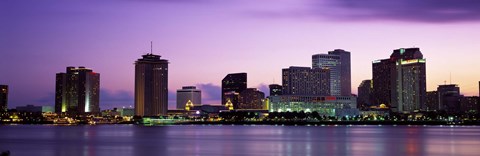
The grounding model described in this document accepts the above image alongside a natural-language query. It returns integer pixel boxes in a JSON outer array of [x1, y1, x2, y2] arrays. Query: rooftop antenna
[[449, 72, 452, 84], [273, 78, 275, 84], [150, 41, 153, 54]]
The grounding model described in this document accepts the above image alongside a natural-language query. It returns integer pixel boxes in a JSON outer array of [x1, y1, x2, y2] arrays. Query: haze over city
[[2, 0, 480, 109]]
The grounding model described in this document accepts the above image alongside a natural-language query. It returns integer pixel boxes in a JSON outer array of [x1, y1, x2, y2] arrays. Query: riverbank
[[3, 120, 480, 126], [173, 120, 480, 126]]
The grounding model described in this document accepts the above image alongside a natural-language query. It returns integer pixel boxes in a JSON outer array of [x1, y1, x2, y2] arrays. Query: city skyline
[[2, 0, 480, 109]]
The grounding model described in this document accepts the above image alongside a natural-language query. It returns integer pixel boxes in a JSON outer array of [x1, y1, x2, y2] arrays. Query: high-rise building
[[135, 53, 169, 116], [55, 66, 100, 114], [238, 88, 265, 109], [282, 66, 330, 96], [372, 48, 426, 112], [372, 59, 394, 107], [328, 49, 351, 96], [221, 73, 247, 108], [426, 91, 439, 111], [268, 84, 282, 96], [357, 80, 372, 110], [312, 49, 351, 96], [0, 85, 7, 112], [437, 84, 461, 112], [392, 48, 427, 112], [176, 86, 201, 110]]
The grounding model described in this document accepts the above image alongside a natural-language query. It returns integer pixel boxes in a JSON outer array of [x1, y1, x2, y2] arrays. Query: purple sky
[[2, 0, 480, 109]]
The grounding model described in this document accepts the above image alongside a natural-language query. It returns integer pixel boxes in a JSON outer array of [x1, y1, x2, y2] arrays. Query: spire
[[150, 41, 153, 54], [449, 72, 452, 84]]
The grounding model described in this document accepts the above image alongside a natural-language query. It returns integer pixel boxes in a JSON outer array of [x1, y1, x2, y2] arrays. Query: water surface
[[1, 124, 479, 156]]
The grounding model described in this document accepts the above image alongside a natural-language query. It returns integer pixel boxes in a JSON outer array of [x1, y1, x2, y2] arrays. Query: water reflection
[[1, 125, 480, 156]]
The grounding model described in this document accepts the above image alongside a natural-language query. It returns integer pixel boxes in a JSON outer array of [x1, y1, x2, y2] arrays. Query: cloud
[[250, 0, 480, 23], [35, 92, 55, 105], [256, 83, 270, 97], [320, 0, 480, 23], [127, 0, 212, 4], [168, 90, 176, 109], [100, 89, 134, 109], [196, 83, 221, 104]]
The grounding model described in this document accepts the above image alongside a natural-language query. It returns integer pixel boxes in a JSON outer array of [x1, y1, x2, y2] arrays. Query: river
[[1, 124, 479, 156]]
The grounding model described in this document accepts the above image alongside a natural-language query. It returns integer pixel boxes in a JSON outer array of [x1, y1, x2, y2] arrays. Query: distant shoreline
[[173, 120, 480, 126], [3, 120, 480, 126]]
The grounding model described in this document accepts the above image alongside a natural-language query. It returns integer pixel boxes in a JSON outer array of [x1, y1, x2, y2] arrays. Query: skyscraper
[[282, 66, 330, 96], [357, 80, 372, 110], [372, 59, 394, 106], [238, 88, 265, 109], [55, 67, 100, 114], [176, 86, 201, 110], [221, 73, 247, 108], [372, 48, 427, 112], [0, 85, 8, 112], [135, 53, 169, 116], [312, 49, 351, 96], [268, 84, 282, 96]]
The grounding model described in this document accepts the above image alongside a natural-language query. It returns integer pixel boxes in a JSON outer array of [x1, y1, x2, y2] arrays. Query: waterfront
[[1, 125, 480, 156]]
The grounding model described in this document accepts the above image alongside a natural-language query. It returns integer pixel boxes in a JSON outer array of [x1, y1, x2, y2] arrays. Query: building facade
[[16, 105, 54, 113], [312, 49, 351, 96], [269, 95, 358, 117], [357, 80, 372, 110], [238, 88, 265, 109], [372, 48, 427, 113], [282, 66, 330, 96], [372, 59, 394, 107], [437, 84, 461, 112], [221, 73, 247, 108], [176, 86, 201, 110], [0, 85, 7, 112], [460, 96, 479, 113], [268, 84, 282, 96], [426, 91, 439, 111], [135, 54, 169, 116], [55, 67, 100, 114]]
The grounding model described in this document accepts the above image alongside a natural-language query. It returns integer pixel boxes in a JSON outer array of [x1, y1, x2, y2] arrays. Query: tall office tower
[[426, 91, 439, 111], [135, 53, 169, 116], [372, 48, 426, 112], [391, 48, 427, 112], [55, 67, 100, 114], [0, 85, 8, 112], [238, 88, 265, 109], [328, 49, 351, 96], [437, 84, 461, 112], [268, 84, 282, 96], [357, 80, 372, 110], [372, 59, 394, 107], [176, 86, 201, 109], [312, 49, 351, 96], [282, 66, 330, 96], [222, 73, 247, 108]]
